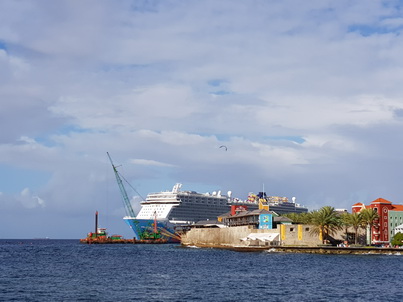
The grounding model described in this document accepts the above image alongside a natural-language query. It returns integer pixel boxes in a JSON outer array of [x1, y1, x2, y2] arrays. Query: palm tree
[[282, 212, 301, 223], [299, 212, 314, 224], [343, 212, 363, 245], [310, 206, 342, 244], [360, 208, 379, 245], [340, 212, 352, 243], [282, 212, 312, 224]]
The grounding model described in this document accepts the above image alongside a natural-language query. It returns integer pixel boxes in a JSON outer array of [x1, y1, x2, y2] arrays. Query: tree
[[391, 232, 403, 247], [360, 208, 379, 245], [343, 212, 363, 245], [340, 212, 352, 242], [310, 206, 342, 244], [282, 212, 312, 224]]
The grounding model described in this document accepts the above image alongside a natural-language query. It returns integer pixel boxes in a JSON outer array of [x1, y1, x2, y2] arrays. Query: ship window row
[[148, 205, 167, 208], [141, 210, 164, 214], [180, 199, 224, 204], [142, 208, 166, 211]]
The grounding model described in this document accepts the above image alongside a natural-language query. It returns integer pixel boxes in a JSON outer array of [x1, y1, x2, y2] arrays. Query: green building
[[389, 210, 403, 241]]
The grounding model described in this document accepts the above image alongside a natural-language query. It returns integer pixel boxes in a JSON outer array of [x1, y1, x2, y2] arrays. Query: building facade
[[352, 198, 403, 244], [389, 211, 403, 239]]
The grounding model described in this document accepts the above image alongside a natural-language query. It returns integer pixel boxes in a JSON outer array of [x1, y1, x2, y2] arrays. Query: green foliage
[[340, 212, 352, 227], [310, 206, 342, 242], [282, 212, 312, 224], [344, 212, 363, 228], [360, 208, 379, 245], [341, 212, 363, 244], [283, 206, 380, 246], [391, 232, 403, 246], [360, 208, 379, 227]]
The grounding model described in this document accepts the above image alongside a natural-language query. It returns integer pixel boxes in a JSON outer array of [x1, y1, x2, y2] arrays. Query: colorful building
[[221, 208, 275, 229], [352, 198, 403, 244], [394, 224, 403, 235], [389, 211, 403, 239]]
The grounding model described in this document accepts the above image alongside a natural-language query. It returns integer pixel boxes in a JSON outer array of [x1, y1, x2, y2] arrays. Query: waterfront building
[[352, 198, 403, 244], [220, 209, 275, 229], [390, 212, 403, 238], [394, 224, 403, 235]]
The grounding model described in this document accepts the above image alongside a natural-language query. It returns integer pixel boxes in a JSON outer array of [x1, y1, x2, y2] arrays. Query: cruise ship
[[123, 183, 308, 241], [107, 151, 307, 241]]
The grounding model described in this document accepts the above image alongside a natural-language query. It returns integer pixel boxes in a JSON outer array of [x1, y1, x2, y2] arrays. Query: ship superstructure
[[136, 183, 233, 224], [234, 192, 308, 215]]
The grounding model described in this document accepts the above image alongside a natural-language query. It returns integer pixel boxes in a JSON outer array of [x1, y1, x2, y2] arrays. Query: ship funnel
[[95, 211, 98, 238], [227, 191, 232, 198], [172, 183, 182, 193]]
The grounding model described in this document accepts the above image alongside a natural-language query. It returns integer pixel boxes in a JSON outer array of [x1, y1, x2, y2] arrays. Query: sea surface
[[0, 239, 402, 302]]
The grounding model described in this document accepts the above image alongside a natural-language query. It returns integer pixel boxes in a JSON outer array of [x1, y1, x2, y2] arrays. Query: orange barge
[[80, 211, 168, 244]]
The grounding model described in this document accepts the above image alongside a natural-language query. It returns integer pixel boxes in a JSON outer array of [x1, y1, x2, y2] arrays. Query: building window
[[305, 227, 310, 231], [290, 228, 294, 232]]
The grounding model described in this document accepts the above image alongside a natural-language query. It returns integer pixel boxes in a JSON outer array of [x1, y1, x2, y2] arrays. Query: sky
[[1, 0, 403, 239]]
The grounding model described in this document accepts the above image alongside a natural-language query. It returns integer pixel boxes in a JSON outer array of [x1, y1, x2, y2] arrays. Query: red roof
[[352, 202, 364, 207], [370, 198, 392, 204], [391, 205, 403, 211]]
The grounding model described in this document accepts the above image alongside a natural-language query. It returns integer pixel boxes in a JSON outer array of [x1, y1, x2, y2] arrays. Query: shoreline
[[181, 244, 403, 254]]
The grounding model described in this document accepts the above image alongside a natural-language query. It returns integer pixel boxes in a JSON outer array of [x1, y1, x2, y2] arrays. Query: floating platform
[[79, 238, 168, 244]]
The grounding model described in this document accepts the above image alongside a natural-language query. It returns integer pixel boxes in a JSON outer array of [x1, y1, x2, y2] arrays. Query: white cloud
[[2, 0, 403, 237], [19, 188, 46, 209], [381, 17, 403, 29], [129, 159, 175, 167]]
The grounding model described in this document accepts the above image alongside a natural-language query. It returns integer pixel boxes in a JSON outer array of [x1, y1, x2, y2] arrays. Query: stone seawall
[[262, 246, 403, 255], [180, 225, 258, 246], [181, 244, 403, 255]]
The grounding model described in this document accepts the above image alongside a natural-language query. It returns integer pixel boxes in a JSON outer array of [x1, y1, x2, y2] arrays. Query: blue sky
[[1, 0, 403, 238]]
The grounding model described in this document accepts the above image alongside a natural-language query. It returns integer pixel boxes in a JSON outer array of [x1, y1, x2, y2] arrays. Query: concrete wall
[[331, 227, 366, 245], [279, 224, 321, 246], [181, 224, 322, 247], [181, 225, 259, 247]]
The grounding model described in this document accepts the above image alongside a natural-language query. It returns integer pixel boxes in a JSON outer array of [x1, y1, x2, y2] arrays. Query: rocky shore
[[181, 243, 403, 255]]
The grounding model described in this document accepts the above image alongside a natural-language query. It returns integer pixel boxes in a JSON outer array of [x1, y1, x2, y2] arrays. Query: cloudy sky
[[1, 0, 403, 239]]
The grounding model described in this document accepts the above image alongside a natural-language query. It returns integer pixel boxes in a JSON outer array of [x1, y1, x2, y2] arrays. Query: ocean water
[[0, 240, 402, 302]]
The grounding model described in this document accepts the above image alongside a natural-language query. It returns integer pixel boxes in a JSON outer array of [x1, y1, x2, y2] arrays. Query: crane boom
[[107, 152, 136, 218]]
